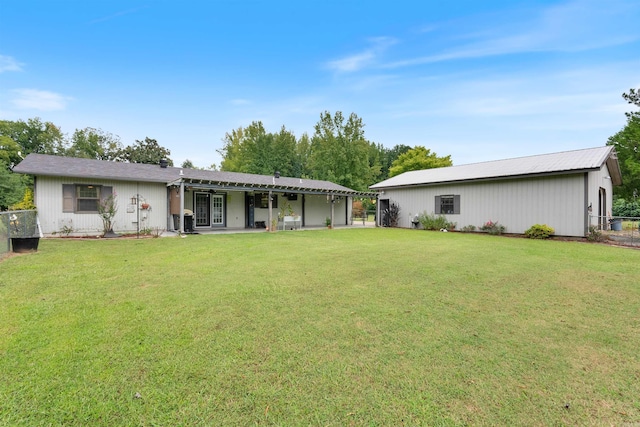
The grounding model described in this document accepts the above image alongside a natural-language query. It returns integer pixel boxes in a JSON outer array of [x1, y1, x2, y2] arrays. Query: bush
[[586, 226, 607, 242], [384, 202, 401, 227], [525, 224, 555, 239], [460, 225, 476, 232], [480, 220, 506, 235], [612, 198, 640, 218], [418, 212, 455, 231]]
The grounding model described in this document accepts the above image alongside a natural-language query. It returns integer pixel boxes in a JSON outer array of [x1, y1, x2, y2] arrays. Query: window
[[435, 195, 460, 214], [255, 193, 277, 209], [63, 184, 112, 213]]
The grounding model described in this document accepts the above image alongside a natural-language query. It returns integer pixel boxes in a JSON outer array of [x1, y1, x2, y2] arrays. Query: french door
[[195, 192, 224, 227]]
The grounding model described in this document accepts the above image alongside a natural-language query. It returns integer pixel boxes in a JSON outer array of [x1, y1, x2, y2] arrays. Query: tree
[[0, 160, 25, 210], [0, 135, 22, 168], [0, 118, 64, 156], [608, 116, 640, 200], [379, 144, 412, 181], [181, 159, 195, 169], [119, 137, 173, 165], [308, 111, 373, 191], [66, 127, 123, 161], [218, 127, 246, 172], [218, 122, 299, 176], [388, 146, 452, 177], [622, 87, 639, 119]]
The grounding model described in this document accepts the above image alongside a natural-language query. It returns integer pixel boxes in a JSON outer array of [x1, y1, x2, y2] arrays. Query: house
[[370, 146, 622, 237], [13, 154, 370, 236]]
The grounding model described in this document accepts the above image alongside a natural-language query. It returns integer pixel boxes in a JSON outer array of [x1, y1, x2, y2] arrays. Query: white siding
[[304, 194, 348, 226], [381, 174, 588, 236], [35, 176, 169, 236]]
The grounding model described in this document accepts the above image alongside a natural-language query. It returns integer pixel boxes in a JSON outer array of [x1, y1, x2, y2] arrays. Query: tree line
[[0, 111, 452, 209], [3, 88, 637, 212]]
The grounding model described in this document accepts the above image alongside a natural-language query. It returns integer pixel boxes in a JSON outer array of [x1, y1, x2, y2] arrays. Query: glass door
[[195, 192, 210, 227]]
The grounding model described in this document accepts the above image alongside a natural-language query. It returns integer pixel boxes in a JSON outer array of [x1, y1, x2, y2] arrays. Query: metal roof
[[370, 146, 622, 189], [13, 153, 372, 196]]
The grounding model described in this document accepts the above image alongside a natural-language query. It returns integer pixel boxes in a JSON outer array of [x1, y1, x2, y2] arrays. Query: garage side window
[[435, 195, 460, 214], [63, 184, 112, 213]]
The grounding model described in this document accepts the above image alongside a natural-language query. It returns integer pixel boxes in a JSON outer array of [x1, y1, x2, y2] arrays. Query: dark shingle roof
[[13, 154, 368, 195]]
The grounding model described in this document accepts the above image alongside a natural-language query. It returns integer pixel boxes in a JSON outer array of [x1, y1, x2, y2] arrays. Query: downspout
[[584, 173, 589, 237]]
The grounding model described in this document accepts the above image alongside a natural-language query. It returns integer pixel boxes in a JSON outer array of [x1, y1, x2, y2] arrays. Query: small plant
[[325, 217, 332, 227], [97, 192, 118, 237], [60, 225, 73, 236], [586, 226, 607, 242], [525, 224, 555, 239], [384, 202, 401, 227], [460, 225, 477, 232], [417, 212, 455, 231], [480, 220, 506, 235], [151, 227, 164, 238]]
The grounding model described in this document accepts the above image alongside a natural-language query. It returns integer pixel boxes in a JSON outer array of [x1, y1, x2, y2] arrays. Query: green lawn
[[1, 229, 639, 426]]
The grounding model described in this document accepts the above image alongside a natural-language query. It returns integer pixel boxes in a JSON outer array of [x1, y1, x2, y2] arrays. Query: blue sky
[[1, 0, 639, 170]]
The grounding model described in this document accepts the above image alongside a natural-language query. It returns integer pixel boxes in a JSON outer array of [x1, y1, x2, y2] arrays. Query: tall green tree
[[218, 122, 298, 176], [608, 116, 640, 200], [119, 137, 173, 165], [371, 143, 412, 182], [294, 133, 312, 178], [388, 146, 452, 177], [0, 136, 22, 168], [66, 127, 123, 160], [308, 111, 373, 191], [0, 118, 64, 156], [0, 160, 25, 210], [218, 127, 246, 172], [622, 88, 639, 119], [607, 88, 640, 200]]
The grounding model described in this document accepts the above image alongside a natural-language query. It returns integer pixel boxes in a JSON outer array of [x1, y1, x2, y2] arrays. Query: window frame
[[63, 184, 112, 214], [435, 194, 460, 215]]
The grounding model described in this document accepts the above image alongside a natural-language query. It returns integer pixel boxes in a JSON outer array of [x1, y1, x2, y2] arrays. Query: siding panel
[[381, 174, 586, 236]]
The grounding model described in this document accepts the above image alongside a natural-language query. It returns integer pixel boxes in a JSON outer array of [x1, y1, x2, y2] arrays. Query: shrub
[[612, 198, 640, 218], [9, 188, 36, 210], [586, 226, 607, 242], [525, 224, 555, 239], [418, 212, 455, 231], [460, 225, 476, 232], [480, 220, 506, 235], [384, 202, 401, 227]]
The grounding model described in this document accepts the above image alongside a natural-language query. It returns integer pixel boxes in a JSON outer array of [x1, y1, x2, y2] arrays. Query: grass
[[1, 228, 639, 426]]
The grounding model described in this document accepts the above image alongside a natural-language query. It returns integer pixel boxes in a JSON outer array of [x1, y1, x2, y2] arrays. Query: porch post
[[330, 194, 335, 228], [268, 190, 273, 230], [179, 181, 185, 233]]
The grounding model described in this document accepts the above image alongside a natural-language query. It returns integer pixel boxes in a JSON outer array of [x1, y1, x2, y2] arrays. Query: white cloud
[[0, 55, 23, 73], [327, 37, 397, 73], [383, 0, 640, 69], [11, 89, 71, 111]]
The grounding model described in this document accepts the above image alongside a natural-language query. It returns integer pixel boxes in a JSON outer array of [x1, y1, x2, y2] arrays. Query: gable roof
[[13, 154, 371, 196], [370, 146, 622, 190]]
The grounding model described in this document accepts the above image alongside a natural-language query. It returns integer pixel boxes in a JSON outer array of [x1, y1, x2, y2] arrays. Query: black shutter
[[63, 184, 74, 212], [435, 196, 441, 214], [453, 195, 460, 214]]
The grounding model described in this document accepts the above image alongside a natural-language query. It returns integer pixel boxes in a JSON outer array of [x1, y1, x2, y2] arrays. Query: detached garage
[[370, 146, 622, 237]]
